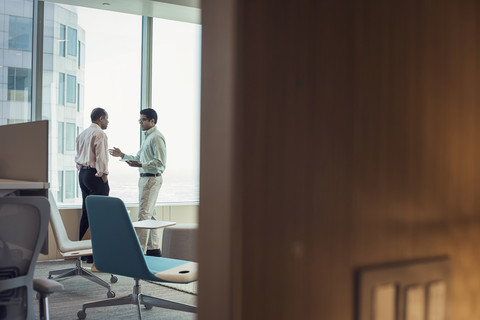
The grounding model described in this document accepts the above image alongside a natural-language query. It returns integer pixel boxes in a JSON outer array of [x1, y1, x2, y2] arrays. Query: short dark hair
[[91, 108, 107, 122], [140, 108, 157, 124]]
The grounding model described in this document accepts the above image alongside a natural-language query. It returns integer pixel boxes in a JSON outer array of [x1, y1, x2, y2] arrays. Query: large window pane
[[43, 3, 141, 205], [152, 19, 201, 203], [9, 16, 32, 51], [43, 3, 86, 204]]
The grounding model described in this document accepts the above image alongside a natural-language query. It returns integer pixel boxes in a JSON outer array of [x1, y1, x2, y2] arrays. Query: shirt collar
[[90, 123, 101, 129], [144, 126, 157, 137]]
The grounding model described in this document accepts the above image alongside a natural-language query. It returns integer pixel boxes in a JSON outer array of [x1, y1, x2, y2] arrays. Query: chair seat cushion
[[145, 256, 198, 283]]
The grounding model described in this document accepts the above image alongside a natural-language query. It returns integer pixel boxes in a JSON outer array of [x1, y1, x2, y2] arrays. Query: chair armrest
[[33, 278, 64, 296]]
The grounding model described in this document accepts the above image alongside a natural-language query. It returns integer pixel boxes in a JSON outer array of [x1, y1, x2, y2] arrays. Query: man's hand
[[101, 174, 108, 183], [109, 147, 124, 158], [126, 160, 142, 168]]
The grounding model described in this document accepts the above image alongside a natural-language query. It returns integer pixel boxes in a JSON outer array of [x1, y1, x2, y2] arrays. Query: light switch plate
[[355, 257, 450, 320]]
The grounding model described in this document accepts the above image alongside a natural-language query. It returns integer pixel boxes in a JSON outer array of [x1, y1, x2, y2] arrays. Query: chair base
[[48, 257, 116, 297], [77, 278, 196, 320]]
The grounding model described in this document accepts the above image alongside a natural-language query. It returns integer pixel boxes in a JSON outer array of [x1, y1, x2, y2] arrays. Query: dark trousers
[[79, 168, 109, 240]]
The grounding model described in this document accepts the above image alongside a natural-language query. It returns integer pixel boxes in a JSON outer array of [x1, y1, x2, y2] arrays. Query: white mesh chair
[[47, 191, 116, 297]]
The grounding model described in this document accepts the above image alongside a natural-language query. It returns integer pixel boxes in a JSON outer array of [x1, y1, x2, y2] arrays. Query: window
[[59, 24, 66, 56], [152, 18, 201, 203], [65, 122, 76, 152], [57, 171, 64, 202], [0, 8, 33, 125], [72, 7, 141, 205], [77, 84, 81, 111], [58, 122, 64, 154], [58, 73, 65, 105], [66, 75, 76, 104], [67, 27, 77, 56], [78, 41, 85, 69], [8, 68, 31, 102], [40, 3, 200, 206], [9, 16, 32, 51], [65, 171, 76, 199]]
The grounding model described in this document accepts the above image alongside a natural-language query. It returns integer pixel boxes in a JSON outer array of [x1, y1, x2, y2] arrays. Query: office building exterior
[[0, 1, 85, 203]]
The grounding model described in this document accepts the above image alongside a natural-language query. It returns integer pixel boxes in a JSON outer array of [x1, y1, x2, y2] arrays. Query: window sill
[[57, 200, 199, 210]]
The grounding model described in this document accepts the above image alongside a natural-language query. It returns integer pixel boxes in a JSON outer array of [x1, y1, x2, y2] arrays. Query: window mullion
[[140, 16, 153, 146], [32, 0, 44, 121]]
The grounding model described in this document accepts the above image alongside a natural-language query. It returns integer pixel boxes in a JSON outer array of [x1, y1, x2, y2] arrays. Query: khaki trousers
[[137, 175, 163, 251]]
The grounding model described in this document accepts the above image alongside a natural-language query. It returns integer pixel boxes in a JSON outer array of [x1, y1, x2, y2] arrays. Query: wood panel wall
[[200, 0, 480, 319]]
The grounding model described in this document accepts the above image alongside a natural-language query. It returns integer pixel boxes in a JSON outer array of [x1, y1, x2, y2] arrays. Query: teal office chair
[[0, 197, 63, 320], [77, 195, 197, 320]]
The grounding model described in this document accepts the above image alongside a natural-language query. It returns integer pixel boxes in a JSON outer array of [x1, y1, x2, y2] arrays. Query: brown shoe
[[91, 263, 100, 273]]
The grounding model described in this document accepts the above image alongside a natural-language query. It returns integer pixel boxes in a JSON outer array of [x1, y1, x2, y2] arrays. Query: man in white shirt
[[109, 108, 166, 257], [75, 108, 110, 253]]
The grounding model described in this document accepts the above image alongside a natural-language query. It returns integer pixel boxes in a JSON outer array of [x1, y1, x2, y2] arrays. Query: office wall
[[200, 0, 480, 319], [39, 204, 198, 260]]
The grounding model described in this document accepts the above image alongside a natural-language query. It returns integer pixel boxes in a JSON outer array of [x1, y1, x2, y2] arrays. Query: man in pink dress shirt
[[75, 108, 110, 254]]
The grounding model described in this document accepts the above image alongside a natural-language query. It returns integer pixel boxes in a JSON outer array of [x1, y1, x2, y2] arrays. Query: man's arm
[[109, 147, 140, 161], [94, 133, 109, 180]]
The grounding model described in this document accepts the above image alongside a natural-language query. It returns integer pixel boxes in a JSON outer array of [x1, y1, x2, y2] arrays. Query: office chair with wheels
[[47, 191, 116, 297], [77, 195, 197, 320], [0, 196, 63, 320]]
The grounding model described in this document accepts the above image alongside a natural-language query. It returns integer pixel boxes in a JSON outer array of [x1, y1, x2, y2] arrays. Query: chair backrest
[[0, 197, 49, 320], [85, 195, 150, 279], [47, 191, 91, 253]]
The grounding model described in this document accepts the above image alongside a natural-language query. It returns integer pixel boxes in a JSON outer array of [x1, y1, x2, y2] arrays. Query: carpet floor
[[33, 260, 197, 320]]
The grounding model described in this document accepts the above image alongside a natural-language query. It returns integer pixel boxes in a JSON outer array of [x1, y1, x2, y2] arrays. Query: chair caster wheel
[[145, 304, 153, 310], [77, 310, 87, 319], [107, 290, 115, 298], [110, 275, 118, 283], [48, 275, 52, 279]]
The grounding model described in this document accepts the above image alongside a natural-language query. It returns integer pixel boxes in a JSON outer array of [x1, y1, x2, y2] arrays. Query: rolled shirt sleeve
[[94, 132, 109, 177]]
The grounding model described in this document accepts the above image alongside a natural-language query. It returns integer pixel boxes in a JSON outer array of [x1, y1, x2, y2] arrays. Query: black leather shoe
[[81, 255, 94, 263], [146, 249, 162, 257]]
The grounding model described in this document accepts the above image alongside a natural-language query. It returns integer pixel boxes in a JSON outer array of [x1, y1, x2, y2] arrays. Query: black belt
[[140, 173, 161, 177], [81, 166, 94, 170]]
